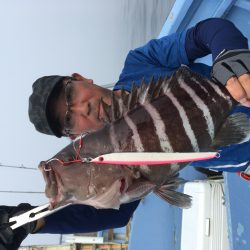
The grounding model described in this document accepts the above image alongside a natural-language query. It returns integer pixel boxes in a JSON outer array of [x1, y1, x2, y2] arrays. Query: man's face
[[51, 74, 112, 137]]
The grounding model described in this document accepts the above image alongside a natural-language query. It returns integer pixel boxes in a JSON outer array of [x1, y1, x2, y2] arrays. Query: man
[[1, 18, 250, 249]]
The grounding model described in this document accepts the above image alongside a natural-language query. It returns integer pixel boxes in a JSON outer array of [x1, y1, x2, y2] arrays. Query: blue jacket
[[40, 18, 249, 234]]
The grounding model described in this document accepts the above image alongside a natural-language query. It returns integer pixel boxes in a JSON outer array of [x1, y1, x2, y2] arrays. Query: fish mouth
[[40, 164, 64, 209], [49, 170, 65, 208]]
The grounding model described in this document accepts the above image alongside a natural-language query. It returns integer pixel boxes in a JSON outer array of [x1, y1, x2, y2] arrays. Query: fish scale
[[39, 66, 250, 210]]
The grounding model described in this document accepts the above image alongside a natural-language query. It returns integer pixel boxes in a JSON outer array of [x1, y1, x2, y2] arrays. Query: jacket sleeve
[[121, 18, 248, 73], [115, 27, 192, 91], [120, 29, 189, 73], [185, 18, 248, 61], [38, 201, 140, 234]]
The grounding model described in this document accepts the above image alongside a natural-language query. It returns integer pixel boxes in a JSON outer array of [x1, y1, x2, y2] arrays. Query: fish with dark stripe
[[39, 66, 250, 210]]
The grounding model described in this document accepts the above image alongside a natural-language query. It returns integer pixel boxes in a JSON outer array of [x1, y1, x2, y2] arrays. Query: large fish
[[39, 66, 250, 210]]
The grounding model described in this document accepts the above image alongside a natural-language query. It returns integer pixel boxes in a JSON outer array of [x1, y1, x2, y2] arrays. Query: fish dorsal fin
[[127, 82, 140, 110], [111, 93, 121, 121], [138, 76, 167, 103], [104, 65, 233, 122], [107, 65, 205, 123], [161, 66, 193, 95], [108, 76, 170, 122]]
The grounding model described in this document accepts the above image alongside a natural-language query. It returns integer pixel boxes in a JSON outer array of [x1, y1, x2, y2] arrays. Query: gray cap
[[28, 75, 65, 137]]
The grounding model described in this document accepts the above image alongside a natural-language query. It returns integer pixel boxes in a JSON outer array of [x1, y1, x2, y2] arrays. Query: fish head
[[39, 145, 137, 209]]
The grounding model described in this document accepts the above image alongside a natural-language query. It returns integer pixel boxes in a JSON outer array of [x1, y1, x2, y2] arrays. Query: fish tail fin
[[154, 173, 192, 209], [211, 112, 250, 148]]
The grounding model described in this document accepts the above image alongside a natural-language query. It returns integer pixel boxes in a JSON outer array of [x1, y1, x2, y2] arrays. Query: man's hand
[[212, 49, 250, 107], [0, 204, 36, 250]]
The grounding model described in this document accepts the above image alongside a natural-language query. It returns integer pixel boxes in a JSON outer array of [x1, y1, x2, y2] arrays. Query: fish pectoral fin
[[120, 181, 155, 204], [154, 172, 192, 209], [154, 187, 192, 209], [162, 173, 187, 190], [211, 112, 250, 148]]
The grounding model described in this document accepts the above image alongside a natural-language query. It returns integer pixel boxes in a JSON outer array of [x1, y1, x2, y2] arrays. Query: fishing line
[[0, 190, 44, 194], [0, 163, 37, 170]]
